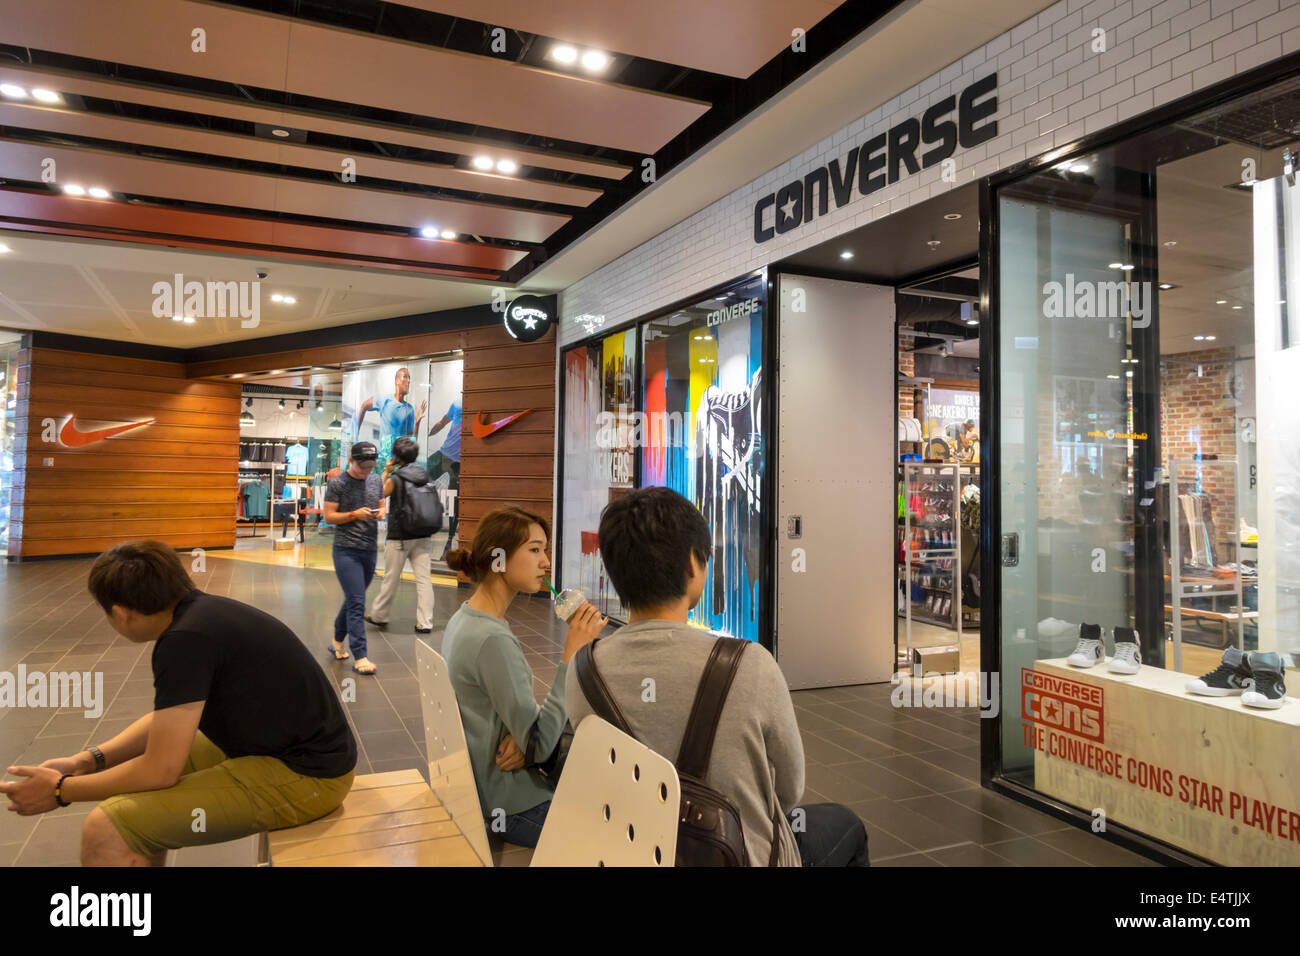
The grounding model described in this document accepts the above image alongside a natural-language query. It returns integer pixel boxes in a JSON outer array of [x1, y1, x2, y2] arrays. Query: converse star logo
[[518, 312, 538, 330], [501, 294, 553, 343], [779, 195, 798, 224]]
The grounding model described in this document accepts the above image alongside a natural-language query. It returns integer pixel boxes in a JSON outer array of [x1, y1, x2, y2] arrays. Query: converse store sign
[[753, 73, 997, 244]]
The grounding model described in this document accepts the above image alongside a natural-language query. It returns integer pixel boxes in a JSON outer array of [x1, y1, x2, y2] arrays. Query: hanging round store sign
[[503, 294, 553, 342]]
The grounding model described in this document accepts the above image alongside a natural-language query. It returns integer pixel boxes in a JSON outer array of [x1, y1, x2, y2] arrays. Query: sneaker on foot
[[1108, 627, 1142, 674], [1186, 646, 1254, 697], [1241, 652, 1286, 709], [1067, 623, 1105, 668]]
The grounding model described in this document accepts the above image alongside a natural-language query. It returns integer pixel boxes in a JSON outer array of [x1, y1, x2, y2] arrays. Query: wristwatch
[[88, 745, 106, 772]]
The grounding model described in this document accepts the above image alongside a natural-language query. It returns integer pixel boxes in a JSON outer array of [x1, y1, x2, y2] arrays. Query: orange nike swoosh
[[471, 408, 534, 439], [59, 415, 156, 448]]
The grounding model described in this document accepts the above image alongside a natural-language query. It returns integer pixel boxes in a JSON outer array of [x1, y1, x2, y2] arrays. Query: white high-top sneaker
[[1108, 627, 1142, 674], [1067, 623, 1105, 668]]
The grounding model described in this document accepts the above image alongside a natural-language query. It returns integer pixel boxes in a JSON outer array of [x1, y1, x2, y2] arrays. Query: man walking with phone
[[324, 441, 385, 675]]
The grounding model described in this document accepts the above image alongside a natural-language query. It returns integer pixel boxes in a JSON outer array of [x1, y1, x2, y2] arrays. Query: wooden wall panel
[[8, 348, 240, 559]]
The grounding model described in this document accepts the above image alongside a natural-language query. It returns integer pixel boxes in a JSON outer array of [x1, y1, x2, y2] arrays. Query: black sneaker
[[1186, 647, 1254, 697], [364, 615, 388, 629], [1067, 623, 1104, 668], [1242, 652, 1287, 710]]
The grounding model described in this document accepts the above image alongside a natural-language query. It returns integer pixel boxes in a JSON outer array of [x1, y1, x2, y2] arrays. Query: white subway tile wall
[[557, 0, 1300, 346]]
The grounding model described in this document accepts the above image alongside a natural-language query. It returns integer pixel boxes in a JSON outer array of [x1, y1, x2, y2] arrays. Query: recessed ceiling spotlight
[[840, 250, 854, 259], [87, 186, 111, 199], [282, 296, 296, 305], [419, 226, 439, 239], [1205, 335, 1217, 340], [943, 213, 962, 220], [581, 50, 609, 71], [270, 128, 290, 138], [62, 184, 85, 196], [551, 45, 578, 64], [171, 314, 184, 322], [1216, 299, 1227, 305], [1158, 282, 1175, 290], [1108, 262, 1123, 269], [31, 88, 61, 104], [926, 239, 941, 248], [1125, 370, 1134, 377], [0, 243, 10, 253], [270, 293, 283, 302], [472, 155, 494, 171], [1163, 240, 1178, 247], [496, 158, 518, 174], [441, 229, 456, 239], [1107, 373, 1120, 379], [1232, 305, 1243, 310], [1120, 263, 1135, 271], [0, 84, 27, 99], [1069, 163, 1090, 173], [183, 315, 195, 324], [965, 318, 979, 325], [1194, 335, 1206, 340]]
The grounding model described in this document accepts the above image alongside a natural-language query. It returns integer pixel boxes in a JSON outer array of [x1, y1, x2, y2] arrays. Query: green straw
[[541, 576, 559, 597]]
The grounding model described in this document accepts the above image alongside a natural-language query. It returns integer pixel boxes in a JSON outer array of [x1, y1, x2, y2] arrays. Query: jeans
[[500, 800, 550, 848], [333, 546, 377, 659], [790, 803, 870, 867], [370, 537, 434, 630]]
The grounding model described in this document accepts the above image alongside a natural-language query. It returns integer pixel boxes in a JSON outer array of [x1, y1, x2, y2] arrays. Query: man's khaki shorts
[[98, 732, 355, 858]]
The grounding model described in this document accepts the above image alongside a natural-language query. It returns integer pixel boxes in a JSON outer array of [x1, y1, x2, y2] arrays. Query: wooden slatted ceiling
[[2, 0, 709, 154], [9, 347, 239, 558], [0, 65, 633, 181]]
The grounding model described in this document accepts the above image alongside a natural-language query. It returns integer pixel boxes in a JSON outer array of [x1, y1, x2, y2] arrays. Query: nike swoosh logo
[[470, 408, 534, 439], [59, 415, 156, 448]]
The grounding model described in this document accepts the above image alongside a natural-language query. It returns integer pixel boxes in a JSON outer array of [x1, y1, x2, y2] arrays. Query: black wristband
[[55, 774, 71, 808], [88, 745, 106, 772]]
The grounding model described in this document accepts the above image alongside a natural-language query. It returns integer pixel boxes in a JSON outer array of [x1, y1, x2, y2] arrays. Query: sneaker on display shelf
[[1186, 646, 1254, 697], [1108, 627, 1142, 674], [1241, 652, 1287, 710], [1067, 623, 1105, 668]]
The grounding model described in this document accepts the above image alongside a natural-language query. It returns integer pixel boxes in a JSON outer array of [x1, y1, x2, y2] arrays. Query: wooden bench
[[266, 769, 484, 867]]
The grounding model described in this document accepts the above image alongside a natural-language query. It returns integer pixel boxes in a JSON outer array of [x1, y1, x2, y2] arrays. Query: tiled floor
[[0, 556, 1156, 867]]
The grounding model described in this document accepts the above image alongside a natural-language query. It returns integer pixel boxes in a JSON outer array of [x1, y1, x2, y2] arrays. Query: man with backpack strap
[[367, 437, 442, 634], [565, 487, 869, 867]]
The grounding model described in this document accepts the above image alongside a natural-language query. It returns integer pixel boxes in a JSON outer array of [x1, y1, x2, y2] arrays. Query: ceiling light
[[419, 226, 439, 239], [551, 45, 578, 64], [1205, 335, 1217, 341], [581, 50, 609, 71], [840, 250, 854, 260], [172, 314, 183, 322], [1158, 283, 1174, 290], [183, 315, 195, 324], [31, 88, 60, 104], [0, 244, 10, 254], [1121, 264, 1135, 271], [87, 186, 110, 199], [1232, 305, 1243, 310], [926, 239, 941, 248], [965, 318, 979, 325], [496, 159, 518, 174], [329, 417, 342, 431], [270, 293, 283, 302], [1069, 163, 1090, 173], [278, 398, 285, 409], [1216, 299, 1227, 305], [943, 213, 962, 220], [1107, 374, 1120, 380], [0, 84, 27, 99], [316, 401, 324, 411], [62, 184, 85, 196], [1125, 370, 1134, 377], [1108, 262, 1123, 269], [240, 409, 255, 427], [283, 296, 295, 305], [471, 156, 494, 170], [270, 128, 290, 138], [1163, 240, 1177, 247], [441, 229, 456, 239]]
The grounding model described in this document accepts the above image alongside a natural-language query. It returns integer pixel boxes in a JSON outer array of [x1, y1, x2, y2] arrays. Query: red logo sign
[[470, 408, 534, 439], [58, 415, 156, 448], [1021, 668, 1104, 743]]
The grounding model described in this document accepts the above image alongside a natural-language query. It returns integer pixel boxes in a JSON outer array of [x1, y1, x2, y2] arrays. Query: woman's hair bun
[[445, 548, 472, 574]]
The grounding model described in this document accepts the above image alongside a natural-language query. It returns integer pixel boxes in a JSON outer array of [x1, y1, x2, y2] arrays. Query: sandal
[[352, 661, 378, 675], [327, 643, 350, 661]]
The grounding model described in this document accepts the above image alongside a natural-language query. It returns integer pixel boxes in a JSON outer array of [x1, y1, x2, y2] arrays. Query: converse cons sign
[[753, 73, 998, 243]]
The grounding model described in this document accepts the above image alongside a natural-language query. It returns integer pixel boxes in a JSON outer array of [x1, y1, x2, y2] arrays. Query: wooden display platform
[[1029, 659, 1300, 866]]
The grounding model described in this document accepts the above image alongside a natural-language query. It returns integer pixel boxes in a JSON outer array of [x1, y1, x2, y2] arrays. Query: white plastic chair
[[532, 715, 680, 867], [415, 639, 493, 867]]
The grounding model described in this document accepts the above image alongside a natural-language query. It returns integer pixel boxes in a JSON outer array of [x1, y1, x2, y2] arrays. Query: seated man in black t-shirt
[[0, 541, 357, 866]]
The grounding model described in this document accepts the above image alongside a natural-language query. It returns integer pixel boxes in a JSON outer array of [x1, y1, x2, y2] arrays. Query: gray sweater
[[565, 620, 805, 866]]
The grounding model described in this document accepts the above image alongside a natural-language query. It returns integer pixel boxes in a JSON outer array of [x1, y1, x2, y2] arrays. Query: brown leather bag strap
[[573, 640, 634, 736], [676, 637, 748, 779]]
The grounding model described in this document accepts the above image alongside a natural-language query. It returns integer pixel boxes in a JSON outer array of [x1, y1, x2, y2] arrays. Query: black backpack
[[573, 636, 781, 867], [392, 472, 443, 538]]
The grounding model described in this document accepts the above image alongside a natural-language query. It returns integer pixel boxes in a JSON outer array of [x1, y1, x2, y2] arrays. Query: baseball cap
[[350, 441, 378, 460]]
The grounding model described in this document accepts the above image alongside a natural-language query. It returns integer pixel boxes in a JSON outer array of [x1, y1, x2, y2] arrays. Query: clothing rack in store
[[236, 462, 278, 538]]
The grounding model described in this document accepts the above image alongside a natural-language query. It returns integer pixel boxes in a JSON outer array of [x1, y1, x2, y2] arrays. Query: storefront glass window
[[641, 275, 765, 641], [0, 333, 19, 556], [993, 75, 1300, 865]]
